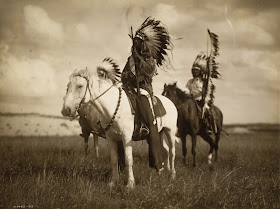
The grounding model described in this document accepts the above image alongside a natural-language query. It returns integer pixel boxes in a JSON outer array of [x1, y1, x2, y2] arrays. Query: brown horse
[[162, 82, 225, 167]]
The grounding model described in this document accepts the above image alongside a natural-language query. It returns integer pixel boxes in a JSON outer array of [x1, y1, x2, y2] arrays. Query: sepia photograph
[[0, 0, 279, 208]]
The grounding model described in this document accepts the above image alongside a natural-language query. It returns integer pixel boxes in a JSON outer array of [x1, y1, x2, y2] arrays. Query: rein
[[77, 77, 122, 133], [100, 87, 122, 132]]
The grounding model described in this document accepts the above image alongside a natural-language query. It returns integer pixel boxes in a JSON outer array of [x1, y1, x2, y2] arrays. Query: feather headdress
[[96, 57, 121, 84], [192, 51, 208, 74], [134, 17, 172, 67]]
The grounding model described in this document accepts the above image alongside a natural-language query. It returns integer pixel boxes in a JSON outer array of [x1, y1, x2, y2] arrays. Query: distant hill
[[0, 112, 279, 136], [0, 112, 80, 136], [224, 123, 280, 133]]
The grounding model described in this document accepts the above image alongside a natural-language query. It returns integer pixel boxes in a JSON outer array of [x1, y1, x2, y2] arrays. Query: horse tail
[[221, 129, 229, 138], [117, 140, 126, 172], [175, 136, 180, 143]]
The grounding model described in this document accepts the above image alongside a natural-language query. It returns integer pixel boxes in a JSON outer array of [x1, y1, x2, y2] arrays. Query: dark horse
[[162, 82, 225, 167]]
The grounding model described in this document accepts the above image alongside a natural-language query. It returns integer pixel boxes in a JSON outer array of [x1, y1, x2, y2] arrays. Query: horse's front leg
[[93, 135, 99, 158], [108, 138, 119, 187], [80, 132, 90, 156], [124, 141, 135, 189], [191, 134, 197, 167], [181, 135, 187, 166]]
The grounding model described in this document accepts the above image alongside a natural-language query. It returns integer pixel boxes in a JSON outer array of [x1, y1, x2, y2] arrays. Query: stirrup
[[140, 123, 149, 137]]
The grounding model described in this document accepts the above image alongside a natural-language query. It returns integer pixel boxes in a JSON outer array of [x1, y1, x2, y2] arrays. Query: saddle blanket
[[124, 88, 166, 117]]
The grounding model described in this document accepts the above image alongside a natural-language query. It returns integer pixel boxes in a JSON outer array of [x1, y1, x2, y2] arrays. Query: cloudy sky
[[0, 0, 279, 124]]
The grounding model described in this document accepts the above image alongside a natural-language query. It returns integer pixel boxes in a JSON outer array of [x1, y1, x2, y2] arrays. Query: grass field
[[0, 131, 279, 209]]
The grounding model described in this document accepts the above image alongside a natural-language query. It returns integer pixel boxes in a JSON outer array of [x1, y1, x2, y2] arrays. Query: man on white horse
[[121, 17, 172, 172]]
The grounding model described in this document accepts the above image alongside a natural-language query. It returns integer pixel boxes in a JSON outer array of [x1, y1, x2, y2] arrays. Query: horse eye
[[77, 85, 83, 89]]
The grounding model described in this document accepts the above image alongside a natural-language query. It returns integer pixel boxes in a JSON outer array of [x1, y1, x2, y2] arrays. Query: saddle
[[192, 99, 217, 133]]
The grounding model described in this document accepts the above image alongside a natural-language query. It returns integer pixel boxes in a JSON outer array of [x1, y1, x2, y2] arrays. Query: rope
[[103, 87, 122, 132]]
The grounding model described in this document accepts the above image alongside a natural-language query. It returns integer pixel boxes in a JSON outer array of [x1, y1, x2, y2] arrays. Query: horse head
[[162, 82, 188, 107], [61, 68, 91, 118]]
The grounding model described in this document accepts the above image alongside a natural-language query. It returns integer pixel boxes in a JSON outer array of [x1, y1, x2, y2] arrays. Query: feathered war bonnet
[[133, 17, 173, 67], [96, 57, 121, 84], [192, 51, 208, 75]]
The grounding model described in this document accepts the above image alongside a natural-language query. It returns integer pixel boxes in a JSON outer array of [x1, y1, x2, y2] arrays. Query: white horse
[[61, 68, 178, 189], [77, 101, 103, 156]]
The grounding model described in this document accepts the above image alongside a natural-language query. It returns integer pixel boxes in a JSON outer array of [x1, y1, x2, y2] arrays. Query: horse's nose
[[61, 107, 71, 116]]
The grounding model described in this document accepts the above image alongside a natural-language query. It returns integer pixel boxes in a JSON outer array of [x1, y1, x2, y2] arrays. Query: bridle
[[75, 75, 122, 132]]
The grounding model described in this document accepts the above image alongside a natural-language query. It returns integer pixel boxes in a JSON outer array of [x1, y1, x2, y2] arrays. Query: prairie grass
[[0, 132, 279, 208]]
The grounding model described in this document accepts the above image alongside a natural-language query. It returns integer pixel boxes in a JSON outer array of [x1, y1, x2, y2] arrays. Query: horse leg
[[108, 139, 119, 187], [162, 128, 176, 179], [161, 131, 170, 172], [191, 134, 197, 167], [181, 134, 187, 166], [124, 141, 135, 189], [80, 132, 90, 156], [201, 133, 215, 164], [93, 135, 99, 158], [214, 133, 220, 161]]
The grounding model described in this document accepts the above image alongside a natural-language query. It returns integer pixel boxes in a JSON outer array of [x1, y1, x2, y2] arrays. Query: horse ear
[[164, 83, 166, 88]]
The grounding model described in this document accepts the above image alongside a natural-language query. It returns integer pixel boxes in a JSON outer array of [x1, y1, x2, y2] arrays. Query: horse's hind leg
[[201, 133, 215, 164], [214, 133, 220, 161], [160, 131, 170, 172], [124, 141, 135, 189], [93, 135, 99, 158], [162, 128, 176, 179]]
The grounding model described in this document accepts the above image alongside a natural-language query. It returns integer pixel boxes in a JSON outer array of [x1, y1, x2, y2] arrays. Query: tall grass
[[0, 132, 279, 208]]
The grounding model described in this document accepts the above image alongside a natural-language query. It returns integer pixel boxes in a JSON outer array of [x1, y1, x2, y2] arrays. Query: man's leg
[[137, 95, 164, 171]]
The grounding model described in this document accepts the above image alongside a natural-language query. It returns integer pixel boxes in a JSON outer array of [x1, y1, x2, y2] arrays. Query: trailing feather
[[203, 29, 220, 107], [208, 29, 220, 79], [97, 57, 121, 84]]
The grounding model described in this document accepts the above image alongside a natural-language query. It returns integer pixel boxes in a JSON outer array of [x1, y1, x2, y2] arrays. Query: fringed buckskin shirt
[[185, 77, 203, 101], [121, 52, 156, 95]]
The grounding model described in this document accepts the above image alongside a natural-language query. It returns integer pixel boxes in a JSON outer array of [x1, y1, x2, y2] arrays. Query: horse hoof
[[109, 181, 116, 188], [171, 173, 176, 180], [126, 182, 135, 190], [193, 163, 196, 168]]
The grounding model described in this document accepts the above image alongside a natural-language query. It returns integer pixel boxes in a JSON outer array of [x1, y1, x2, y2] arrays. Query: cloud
[[75, 23, 90, 41], [0, 42, 57, 97], [23, 5, 63, 41], [152, 3, 195, 32]]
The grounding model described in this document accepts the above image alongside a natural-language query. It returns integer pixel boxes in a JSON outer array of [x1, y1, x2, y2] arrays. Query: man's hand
[[202, 103, 209, 118]]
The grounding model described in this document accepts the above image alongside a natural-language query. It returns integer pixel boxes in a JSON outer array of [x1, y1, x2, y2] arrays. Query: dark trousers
[[136, 95, 164, 171]]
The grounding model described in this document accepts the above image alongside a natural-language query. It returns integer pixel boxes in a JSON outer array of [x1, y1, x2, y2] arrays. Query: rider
[[185, 51, 215, 133], [121, 17, 172, 172]]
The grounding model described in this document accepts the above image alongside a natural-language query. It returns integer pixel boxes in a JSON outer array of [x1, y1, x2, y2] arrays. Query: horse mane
[[171, 82, 189, 101], [69, 68, 92, 81]]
